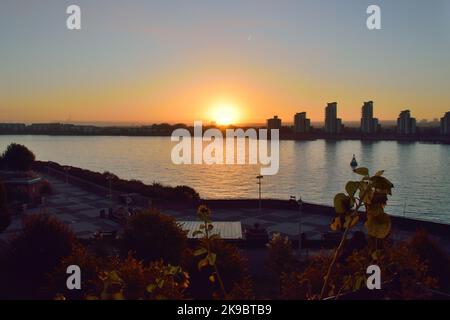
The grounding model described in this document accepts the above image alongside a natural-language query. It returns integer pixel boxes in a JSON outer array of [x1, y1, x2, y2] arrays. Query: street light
[[63, 166, 70, 184], [256, 175, 263, 211], [106, 174, 114, 199], [298, 196, 303, 258]]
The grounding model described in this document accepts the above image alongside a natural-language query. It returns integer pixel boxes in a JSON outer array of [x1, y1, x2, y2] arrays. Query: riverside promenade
[[0, 174, 122, 241], [2, 170, 450, 256]]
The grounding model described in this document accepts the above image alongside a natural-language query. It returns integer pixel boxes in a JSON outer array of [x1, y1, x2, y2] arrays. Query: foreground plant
[[193, 205, 227, 298], [320, 167, 394, 299]]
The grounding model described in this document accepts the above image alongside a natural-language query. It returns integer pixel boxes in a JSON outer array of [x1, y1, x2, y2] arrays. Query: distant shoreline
[[2, 132, 450, 144]]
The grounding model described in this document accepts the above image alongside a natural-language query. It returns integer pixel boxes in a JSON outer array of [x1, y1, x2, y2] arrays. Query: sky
[[1, 0, 450, 124]]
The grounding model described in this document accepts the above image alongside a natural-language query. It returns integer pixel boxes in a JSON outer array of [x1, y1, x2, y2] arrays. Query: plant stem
[[320, 184, 369, 300], [214, 264, 227, 298], [205, 219, 227, 298], [319, 220, 352, 299]]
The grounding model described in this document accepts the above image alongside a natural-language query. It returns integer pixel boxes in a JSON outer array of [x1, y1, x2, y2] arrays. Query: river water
[[1, 135, 449, 223]]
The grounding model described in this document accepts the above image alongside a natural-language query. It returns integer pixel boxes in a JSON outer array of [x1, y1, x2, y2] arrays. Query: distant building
[[361, 101, 379, 134], [293, 112, 311, 133], [324, 102, 343, 134], [0, 123, 26, 132], [29, 123, 63, 132], [267, 116, 282, 130], [441, 112, 450, 135], [397, 110, 417, 135]]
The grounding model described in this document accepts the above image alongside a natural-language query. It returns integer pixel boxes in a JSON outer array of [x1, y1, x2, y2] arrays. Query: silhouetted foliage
[[122, 209, 188, 265], [1, 143, 35, 171], [188, 238, 253, 299], [410, 229, 450, 292], [39, 180, 53, 196], [49, 250, 189, 300], [3, 213, 78, 299], [0, 179, 11, 233], [34, 161, 200, 203], [281, 240, 437, 300], [266, 233, 298, 276]]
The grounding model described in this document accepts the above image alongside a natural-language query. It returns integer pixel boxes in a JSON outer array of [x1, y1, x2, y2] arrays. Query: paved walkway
[[0, 175, 122, 241], [1, 174, 447, 253]]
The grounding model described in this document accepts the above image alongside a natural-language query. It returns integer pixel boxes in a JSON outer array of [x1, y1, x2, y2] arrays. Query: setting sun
[[209, 102, 240, 126]]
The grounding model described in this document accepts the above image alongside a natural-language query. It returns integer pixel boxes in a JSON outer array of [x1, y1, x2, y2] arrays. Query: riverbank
[[2, 131, 450, 144], [32, 161, 450, 243]]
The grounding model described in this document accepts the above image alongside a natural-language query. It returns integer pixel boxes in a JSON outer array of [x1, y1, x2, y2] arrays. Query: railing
[[38, 166, 120, 200]]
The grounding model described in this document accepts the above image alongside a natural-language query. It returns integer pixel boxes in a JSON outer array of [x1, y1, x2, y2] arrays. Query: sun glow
[[210, 102, 240, 126]]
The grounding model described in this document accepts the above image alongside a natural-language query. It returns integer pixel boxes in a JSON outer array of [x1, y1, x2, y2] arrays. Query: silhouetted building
[[0, 123, 26, 132], [324, 102, 342, 134], [361, 101, 379, 134], [441, 112, 450, 135], [397, 110, 416, 135], [293, 112, 311, 133], [267, 115, 282, 130]]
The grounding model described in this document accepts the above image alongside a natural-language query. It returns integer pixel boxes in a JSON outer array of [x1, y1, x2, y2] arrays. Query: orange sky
[[1, 1, 450, 125]]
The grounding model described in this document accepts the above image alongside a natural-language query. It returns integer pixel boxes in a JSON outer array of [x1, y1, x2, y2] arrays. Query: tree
[[1, 143, 36, 171], [122, 209, 188, 265], [3, 213, 78, 299], [0, 179, 11, 232]]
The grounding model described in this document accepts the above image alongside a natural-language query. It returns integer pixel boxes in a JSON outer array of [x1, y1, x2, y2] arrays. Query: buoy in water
[[350, 154, 358, 168]]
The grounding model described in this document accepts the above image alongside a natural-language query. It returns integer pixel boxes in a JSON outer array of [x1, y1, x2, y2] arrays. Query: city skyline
[[1, 0, 450, 124]]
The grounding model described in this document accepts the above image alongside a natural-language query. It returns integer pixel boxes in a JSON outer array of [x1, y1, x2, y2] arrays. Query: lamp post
[[106, 174, 113, 199], [256, 175, 263, 211], [298, 196, 303, 258], [63, 166, 70, 184]]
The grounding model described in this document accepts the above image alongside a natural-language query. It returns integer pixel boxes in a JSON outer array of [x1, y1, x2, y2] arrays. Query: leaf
[[209, 234, 221, 240], [156, 278, 165, 288], [112, 292, 124, 300], [146, 284, 157, 293], [360, 187, 374, 205], [330, 216, 342, 231], [367, 203, 384, 217], [193, 248, 207, 256], [197, 258, 209, 271], [344, 214, 359, 229], [370, 176, 394, 193], [353, 167, 369, 176], [354, 276, 365, 291], [207, 253, 217, 266], [345, 181, 360, 197], [365, 212, 391, 239], [54, 293, 66, 300], [371, 250, 381, 261], [192, 230, 204, 237], [334, 193, 351, 214]]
